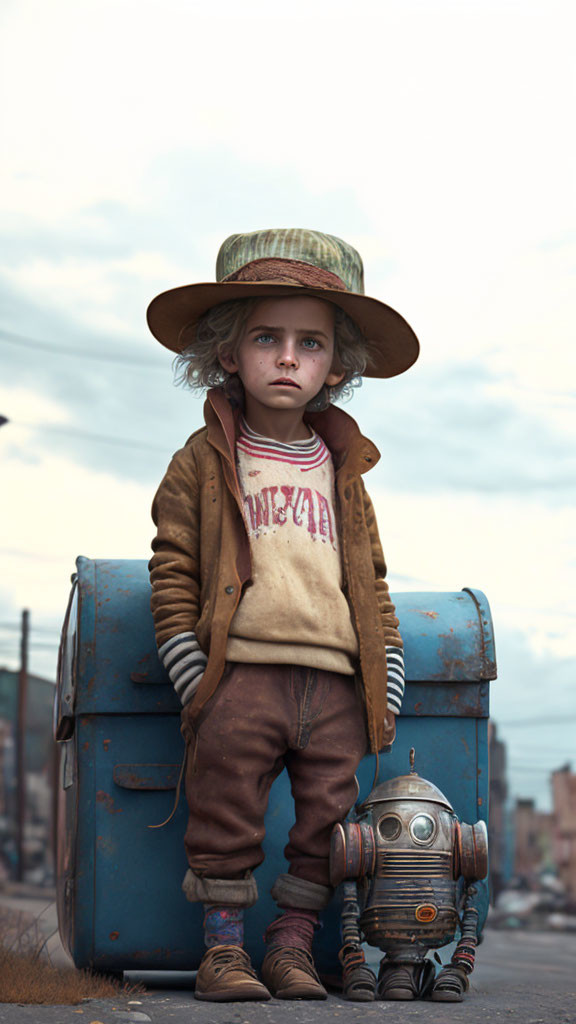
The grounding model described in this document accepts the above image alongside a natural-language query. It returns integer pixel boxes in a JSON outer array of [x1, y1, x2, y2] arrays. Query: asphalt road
[[1, 924, 575, 1024]]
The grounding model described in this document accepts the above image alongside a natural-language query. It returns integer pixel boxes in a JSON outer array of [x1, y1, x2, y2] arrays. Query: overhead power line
[[8, 417, 171, 453], [499, 714, 576, 726], [505, 747, 576, 756], [0, 622, 60, 633], [0, 327, 167, 368]]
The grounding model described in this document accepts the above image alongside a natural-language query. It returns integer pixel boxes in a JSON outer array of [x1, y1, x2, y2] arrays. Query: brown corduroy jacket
[[149, 388, 402, 752]]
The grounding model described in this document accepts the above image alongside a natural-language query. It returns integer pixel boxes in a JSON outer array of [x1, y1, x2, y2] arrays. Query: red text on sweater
[[243, 485, 336, 547]]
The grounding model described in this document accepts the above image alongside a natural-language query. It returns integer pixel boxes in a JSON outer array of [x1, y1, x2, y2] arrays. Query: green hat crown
[[216, 228, 365, 295]]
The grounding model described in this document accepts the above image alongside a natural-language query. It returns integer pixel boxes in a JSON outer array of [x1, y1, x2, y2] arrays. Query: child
[[147, 228, 419, 1001]]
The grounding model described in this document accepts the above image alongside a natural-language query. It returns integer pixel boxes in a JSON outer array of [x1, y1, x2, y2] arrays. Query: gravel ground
[[1, 887, 575, 1024]]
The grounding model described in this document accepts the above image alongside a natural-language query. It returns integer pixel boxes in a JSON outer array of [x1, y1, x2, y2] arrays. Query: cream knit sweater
[[225, 422, 358, 674]]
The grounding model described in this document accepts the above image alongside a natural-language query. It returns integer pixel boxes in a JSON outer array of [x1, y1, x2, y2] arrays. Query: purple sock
[[264, 908, 319, 952], [203, 904, 244, 948]]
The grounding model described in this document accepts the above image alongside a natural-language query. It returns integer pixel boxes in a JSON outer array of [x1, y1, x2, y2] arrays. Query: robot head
[[330, 750, 488, 953], [331, 749, 488, 887]]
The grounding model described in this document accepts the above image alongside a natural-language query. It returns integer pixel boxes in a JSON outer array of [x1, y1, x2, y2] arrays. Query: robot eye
[[377, 815, 402, 841], [409, 814, 436, 844]]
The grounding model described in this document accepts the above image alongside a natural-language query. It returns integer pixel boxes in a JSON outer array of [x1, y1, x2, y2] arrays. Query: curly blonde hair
[[174, 296, 367, 404]]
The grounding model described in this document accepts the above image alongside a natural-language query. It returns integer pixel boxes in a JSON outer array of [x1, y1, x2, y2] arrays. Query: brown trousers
[[181, 662, 369, 888]]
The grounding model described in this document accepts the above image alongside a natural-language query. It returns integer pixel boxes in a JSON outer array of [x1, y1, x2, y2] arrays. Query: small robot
[[330, 749, 488, 1002]]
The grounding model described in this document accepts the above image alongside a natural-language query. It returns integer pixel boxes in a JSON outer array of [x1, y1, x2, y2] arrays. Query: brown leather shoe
[[261, 946, 328, 1000], [194, 945, 271, 1002]]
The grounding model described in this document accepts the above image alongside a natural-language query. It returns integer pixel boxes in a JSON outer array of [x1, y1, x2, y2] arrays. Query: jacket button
[[364, 455, 372, 462], [225, 585, 234, 594]]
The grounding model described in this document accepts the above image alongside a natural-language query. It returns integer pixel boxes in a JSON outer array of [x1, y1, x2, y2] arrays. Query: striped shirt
[[237, 419, 330, 472]]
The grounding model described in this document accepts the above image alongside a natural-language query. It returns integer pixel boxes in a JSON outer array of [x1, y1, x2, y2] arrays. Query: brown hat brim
[[146, 280, 419, 379]]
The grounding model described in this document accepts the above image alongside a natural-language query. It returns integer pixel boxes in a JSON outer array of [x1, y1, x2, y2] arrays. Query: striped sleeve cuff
[[386, 646, 405, 714], [158, 631, 208, 707]]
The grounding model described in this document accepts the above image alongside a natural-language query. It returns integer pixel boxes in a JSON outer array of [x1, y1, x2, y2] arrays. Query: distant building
[[551, 764, 576, 899], [513, 797, 554, 885], [0, 667, 56, 882], [488, 721, 511, 899]]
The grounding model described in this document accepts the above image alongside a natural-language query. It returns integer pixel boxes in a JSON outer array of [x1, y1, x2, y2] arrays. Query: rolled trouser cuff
[[271, 873, 333, 910], [182, 869, 258, 907]]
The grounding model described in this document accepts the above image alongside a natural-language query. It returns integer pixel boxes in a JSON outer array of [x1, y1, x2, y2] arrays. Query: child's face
[[219, 296, 344, 417]]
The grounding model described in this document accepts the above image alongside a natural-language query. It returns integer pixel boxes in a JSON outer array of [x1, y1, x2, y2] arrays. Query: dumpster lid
[[60, 560, 497, 717]]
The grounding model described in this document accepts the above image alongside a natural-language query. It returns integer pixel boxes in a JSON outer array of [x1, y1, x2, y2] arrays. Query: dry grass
[[0, 907, 146, 1005]]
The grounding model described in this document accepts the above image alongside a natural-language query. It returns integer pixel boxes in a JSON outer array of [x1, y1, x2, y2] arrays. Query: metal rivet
[[225, 585, 234, 594]]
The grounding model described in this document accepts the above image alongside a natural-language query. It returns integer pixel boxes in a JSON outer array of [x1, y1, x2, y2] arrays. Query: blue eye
[[255, 333, 276, 345], [302, 337, 320, 350]]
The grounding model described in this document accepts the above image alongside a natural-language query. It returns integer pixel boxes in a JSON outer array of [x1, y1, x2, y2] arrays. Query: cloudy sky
[[1, 0, 574, 809]]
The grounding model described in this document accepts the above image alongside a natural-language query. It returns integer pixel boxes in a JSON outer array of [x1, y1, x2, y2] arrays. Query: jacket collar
[[305, 403, 380, 477], [204, 387, 380, 478], [204, 387, 240, 468]]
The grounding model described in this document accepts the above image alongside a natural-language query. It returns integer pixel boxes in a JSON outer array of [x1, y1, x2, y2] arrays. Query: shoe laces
[[208, 945, 258, 978], [267, 946, 318, 981]]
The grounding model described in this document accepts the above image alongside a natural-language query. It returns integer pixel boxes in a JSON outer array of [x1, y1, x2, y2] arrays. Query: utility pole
[[16, 608, 29, 882]]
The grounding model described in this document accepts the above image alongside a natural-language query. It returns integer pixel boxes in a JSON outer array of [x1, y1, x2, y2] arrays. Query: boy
[[147, 228, 419, 1001]]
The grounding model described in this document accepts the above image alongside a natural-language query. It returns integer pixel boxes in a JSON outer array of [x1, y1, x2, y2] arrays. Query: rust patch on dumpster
[[130, 946, 169, 960], [96, 790, 123, 814], [121, 770, 144, 788], [417, 610, 439, 620], [135, 651, 153, 665], [103, 738, 111, 752], [447, 659, 467, 674], [109, 931, 119, 941], [113, 764, 181, 790]]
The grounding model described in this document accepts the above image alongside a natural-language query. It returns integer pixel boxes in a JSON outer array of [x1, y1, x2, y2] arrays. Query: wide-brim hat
[[147, 228, 419, 378]]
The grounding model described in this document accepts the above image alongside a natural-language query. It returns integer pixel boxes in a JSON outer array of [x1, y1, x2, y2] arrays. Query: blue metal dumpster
[[54, 557, 496, 976]]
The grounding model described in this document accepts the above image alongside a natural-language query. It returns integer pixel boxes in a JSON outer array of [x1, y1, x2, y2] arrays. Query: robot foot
[[377, 963, 419, 1000], [342, 963, 377, 1002], [377, 959, 435, 1001], [430, 965, 469, 1002]]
